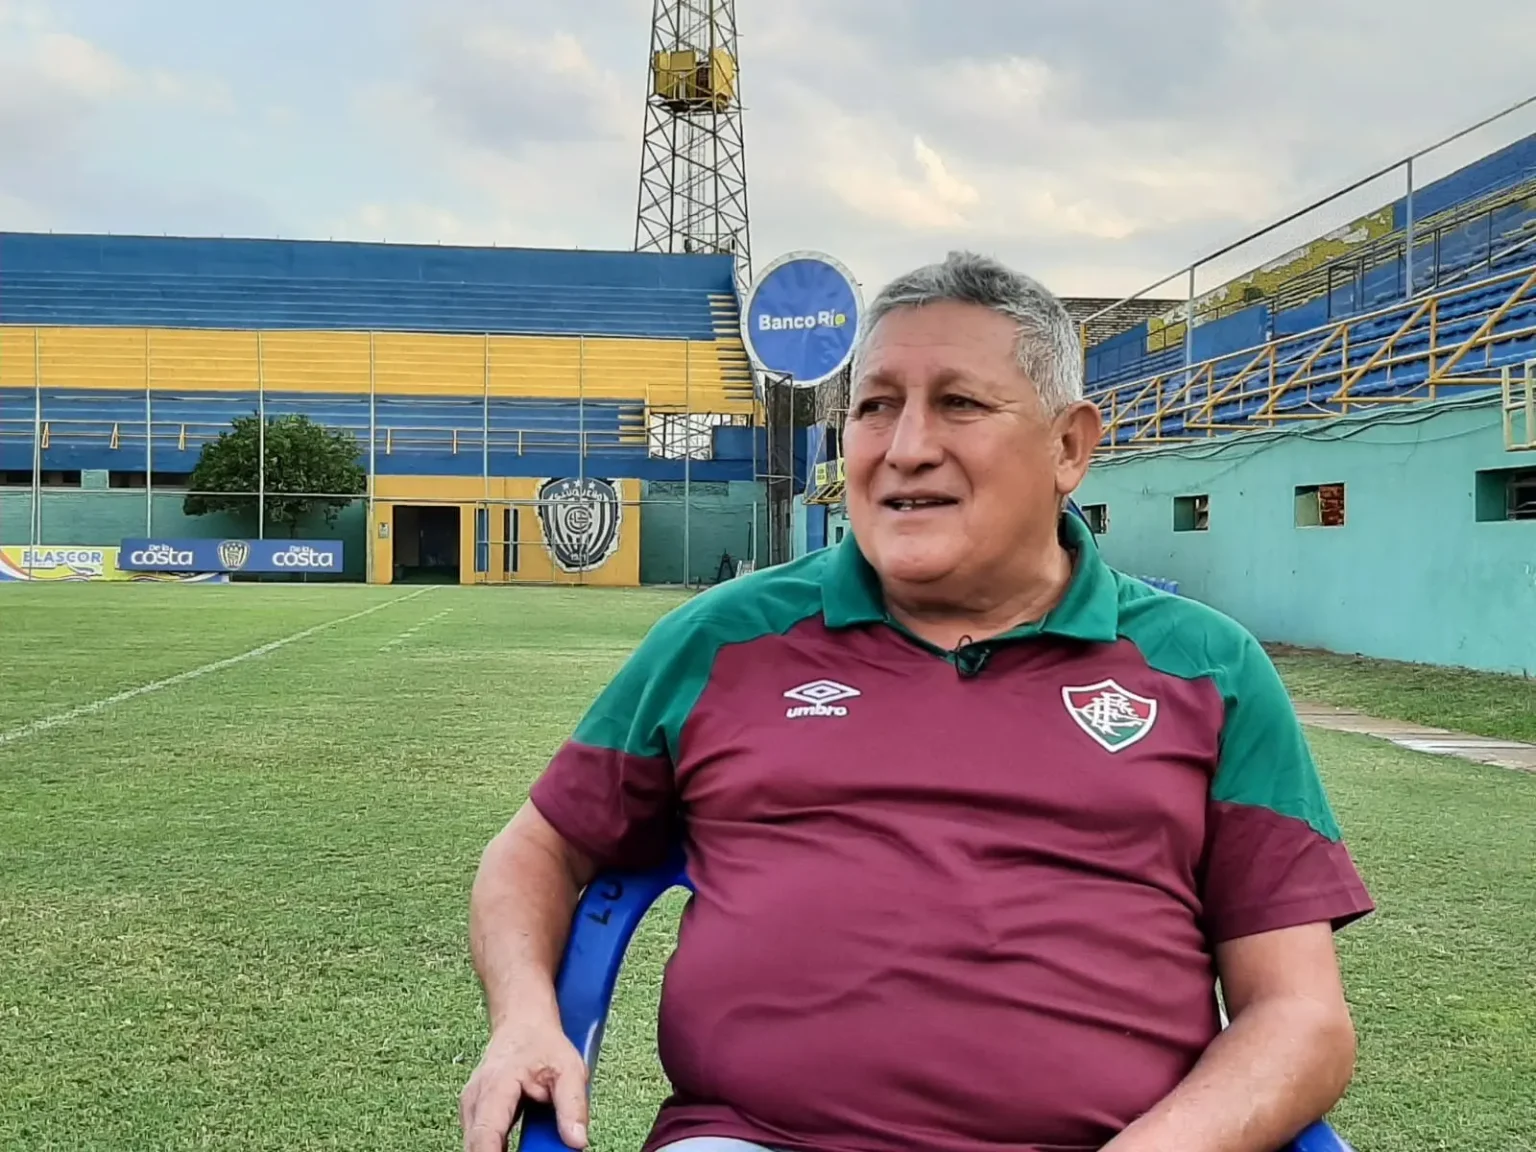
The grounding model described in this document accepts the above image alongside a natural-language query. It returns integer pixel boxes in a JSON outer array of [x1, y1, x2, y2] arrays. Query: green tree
[[183, 413, 366, 537]]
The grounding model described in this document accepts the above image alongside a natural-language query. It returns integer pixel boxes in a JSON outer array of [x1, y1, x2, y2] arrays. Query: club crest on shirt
[[1061, 679, 1158, 753]]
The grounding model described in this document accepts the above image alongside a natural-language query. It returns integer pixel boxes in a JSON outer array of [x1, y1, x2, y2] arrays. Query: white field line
[[0, 587, 436, 749], [379, 606, 454, 651]]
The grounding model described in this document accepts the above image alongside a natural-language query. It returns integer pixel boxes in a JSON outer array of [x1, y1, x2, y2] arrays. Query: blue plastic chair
[[517, 854, 1354, 1152]]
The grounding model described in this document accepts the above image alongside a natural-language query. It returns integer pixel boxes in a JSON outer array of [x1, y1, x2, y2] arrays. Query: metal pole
[[483, 333, 491, 498], [368, 331, 377, 581], [683, 340, 692, 588], [257, 331, 265, 539], [751, 367, 760, 569], [577, 335, 587, 586], [1185, 266, 1196, 372], [145, 331, 154, 534], [577, 336, 586, 484], [483, 332, 491, 587], [31, 329, 41, 549], [1404, 157, 1416, 298]]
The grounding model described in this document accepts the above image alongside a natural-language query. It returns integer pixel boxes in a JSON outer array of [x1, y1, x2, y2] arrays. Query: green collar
[[821, 509, 1120, 645]]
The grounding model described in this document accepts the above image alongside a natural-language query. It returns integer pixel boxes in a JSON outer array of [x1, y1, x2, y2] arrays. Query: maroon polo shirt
[[529, 512, 1374, 1152]]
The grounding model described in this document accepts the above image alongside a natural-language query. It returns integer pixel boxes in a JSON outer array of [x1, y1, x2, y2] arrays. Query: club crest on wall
[[536, 477, 622, 573]]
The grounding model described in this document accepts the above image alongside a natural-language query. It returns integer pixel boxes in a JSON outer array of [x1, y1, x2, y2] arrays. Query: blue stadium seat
[[516, 856, 1356, 1152], [0, 269, 722, 340]]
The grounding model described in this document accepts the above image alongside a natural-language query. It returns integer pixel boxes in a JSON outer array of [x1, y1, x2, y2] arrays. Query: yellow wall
[[369, 475, 640, 587], [0, 325, 751, 414]]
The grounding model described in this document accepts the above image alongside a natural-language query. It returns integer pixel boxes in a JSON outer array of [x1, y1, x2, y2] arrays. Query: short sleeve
[[1200, 635, 1375, 943], [528, 610, 697, 872]]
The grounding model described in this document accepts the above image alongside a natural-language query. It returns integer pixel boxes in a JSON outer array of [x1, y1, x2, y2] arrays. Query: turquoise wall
[[1074, 393, 1536, 675], [638, 480, 764, 585], [0, 490, 368, 579]]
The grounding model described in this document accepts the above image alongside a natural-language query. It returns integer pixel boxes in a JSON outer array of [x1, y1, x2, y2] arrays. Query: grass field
[[2, 583, 1534, 1152], [1270, 645, 1536, 745]]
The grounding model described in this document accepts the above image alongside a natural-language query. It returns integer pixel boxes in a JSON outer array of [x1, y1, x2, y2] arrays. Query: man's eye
[[943, 395, 983, 409]]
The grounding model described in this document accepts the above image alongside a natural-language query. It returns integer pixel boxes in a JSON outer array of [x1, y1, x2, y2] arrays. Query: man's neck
[[882, 540, 1077, 652]]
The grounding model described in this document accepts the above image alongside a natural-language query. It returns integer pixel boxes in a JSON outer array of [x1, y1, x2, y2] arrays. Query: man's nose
[[885, 403, 943, 470]]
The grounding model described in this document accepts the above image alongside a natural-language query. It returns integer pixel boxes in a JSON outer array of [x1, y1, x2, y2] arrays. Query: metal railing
[[1080, 92, 1536, 373], [1505, 360, 1536, 450], [1095, 262, 1536, 449], [1136, 181, 1536, 352]]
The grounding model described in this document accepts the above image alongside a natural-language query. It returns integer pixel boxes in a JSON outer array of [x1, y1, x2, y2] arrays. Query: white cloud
[[0, 10, 238, 227], [31, 32, 128, 97], [7, 0, 1533, 309]]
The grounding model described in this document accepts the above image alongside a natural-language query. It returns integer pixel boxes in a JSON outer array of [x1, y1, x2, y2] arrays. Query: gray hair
[[850, 250, 1084, 413]]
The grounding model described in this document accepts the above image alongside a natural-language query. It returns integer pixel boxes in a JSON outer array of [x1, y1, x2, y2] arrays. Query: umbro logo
[[784, 679, 860, 719]]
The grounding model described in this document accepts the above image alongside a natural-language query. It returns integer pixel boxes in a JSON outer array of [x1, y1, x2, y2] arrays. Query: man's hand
[[460, 1025, 590, 1152]]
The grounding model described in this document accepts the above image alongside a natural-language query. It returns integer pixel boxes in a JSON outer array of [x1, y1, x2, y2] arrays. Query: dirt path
[[1295, 700, 1536, 774]]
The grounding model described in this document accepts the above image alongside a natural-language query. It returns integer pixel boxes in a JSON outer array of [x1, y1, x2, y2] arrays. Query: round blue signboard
[[741, 251, 863, 387]]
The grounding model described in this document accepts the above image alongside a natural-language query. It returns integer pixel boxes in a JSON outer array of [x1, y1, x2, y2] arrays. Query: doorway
[[393, 504, 461, 583]]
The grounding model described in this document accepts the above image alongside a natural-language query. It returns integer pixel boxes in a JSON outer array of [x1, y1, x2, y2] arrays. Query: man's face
[[842, 299, 1099, 594]]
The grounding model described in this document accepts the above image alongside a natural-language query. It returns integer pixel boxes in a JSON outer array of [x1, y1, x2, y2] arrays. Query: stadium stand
[[1086, 131, 1536, 447], [0, 233, 788, 584]]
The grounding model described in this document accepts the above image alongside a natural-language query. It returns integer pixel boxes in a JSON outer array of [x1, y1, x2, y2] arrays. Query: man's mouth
[[883, 496, 959, 511]]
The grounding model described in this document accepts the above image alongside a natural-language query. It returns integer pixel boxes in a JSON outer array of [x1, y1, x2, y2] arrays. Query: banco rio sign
[[756, 309, 850, 333], [742, 250, 863, 387], [119, 538, 344, 573]]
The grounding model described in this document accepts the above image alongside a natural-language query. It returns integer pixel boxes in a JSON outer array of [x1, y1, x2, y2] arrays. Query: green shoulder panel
[[1113, 576, 1343, 841], [571, 548, 831, 759]]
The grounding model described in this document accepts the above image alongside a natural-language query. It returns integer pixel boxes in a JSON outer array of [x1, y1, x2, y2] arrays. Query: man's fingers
[[463, 1077, 522, 1152], [551, 1058, 591, 1149]]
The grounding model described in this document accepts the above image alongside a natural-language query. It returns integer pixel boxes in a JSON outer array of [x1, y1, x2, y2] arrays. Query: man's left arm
[[1102, 921, 1358, 1152], [1105, 632, 1374, 1152]]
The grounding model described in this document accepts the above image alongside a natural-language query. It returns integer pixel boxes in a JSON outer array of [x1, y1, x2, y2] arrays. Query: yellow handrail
[[1095, 262, 1536, 450]]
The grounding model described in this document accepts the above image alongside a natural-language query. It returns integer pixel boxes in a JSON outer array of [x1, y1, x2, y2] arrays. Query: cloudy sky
[[2, 0, 1533, 300]]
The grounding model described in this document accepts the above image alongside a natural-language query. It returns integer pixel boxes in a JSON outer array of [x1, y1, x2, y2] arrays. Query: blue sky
[[3, 0, 1534, 297]]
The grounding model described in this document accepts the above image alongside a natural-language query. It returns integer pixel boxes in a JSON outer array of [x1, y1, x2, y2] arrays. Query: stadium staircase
[[710, 292, 757, 406]]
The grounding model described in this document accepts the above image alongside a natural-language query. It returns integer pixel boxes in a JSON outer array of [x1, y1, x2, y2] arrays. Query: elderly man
[[460, 251, 1374, 1152]]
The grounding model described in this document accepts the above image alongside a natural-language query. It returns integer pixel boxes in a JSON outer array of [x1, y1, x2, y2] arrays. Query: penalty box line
[[0, 587, 436, 749]]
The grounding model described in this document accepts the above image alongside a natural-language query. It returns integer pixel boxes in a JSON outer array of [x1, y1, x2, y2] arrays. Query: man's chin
[[867, 539, 963, 587]]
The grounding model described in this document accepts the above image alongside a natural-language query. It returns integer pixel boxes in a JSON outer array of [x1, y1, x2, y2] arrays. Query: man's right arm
[[460, 604, 697, 1152], [460, 803, 600, 1152]]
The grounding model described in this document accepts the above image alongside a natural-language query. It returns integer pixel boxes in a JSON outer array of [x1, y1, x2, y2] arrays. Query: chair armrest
[[1287, 1120, 1355, 1151], [517, 852, 690, 1152]]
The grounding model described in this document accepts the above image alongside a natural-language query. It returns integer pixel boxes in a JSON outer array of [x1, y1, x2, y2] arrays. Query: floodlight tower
[[634, 0, 752, 284]]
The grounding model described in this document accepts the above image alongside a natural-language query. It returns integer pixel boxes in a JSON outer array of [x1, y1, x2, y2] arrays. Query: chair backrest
[[517, 856, 1353, 1152]]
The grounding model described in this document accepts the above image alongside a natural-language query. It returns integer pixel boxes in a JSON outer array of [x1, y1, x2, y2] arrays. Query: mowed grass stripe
[[0, 587, 438, 748], [0, 583, 428, 730]]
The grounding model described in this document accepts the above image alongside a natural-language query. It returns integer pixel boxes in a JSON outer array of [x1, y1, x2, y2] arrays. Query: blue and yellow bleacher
[[0, 232, 760, 481]]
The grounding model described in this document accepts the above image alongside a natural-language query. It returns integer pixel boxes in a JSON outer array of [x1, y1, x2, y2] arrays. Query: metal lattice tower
[[634, 0, 752, 283]]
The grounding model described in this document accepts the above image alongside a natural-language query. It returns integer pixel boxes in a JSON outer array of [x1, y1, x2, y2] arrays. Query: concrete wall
[[1074, 393, 1536, 675]]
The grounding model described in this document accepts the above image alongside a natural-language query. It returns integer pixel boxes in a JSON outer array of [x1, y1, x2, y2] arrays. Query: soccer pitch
[[3, 584, 1533, 1151]]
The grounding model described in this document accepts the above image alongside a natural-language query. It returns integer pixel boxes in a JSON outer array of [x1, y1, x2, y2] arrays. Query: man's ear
[[1054, 400, 1103, 494]]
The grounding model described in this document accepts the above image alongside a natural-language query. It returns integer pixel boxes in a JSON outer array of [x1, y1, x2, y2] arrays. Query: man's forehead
[[853, 307, 1023, 391]]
